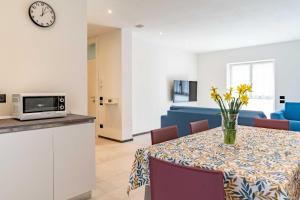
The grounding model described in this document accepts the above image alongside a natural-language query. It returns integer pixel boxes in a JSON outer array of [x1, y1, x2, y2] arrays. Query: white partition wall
[[0, 0, 87, 117]]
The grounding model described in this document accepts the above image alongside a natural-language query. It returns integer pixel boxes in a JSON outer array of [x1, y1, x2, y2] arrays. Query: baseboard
[[98, 135, 133, 143], [98, 131, 150, 143], [132, 131, 150, 137], [0, 116, 12, 119], [69, 191, 92, 200]]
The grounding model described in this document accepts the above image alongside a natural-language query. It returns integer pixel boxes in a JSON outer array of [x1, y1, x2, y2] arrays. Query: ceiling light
[[107, 9, 112, 14], [135, 24, 144, 28], [159, 32, 163, 35]]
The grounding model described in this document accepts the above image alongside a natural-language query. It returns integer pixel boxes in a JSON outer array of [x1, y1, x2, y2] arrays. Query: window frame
[[227, 59, 276, 100]]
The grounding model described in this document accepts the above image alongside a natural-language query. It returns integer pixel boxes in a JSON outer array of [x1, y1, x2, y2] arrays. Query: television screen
[[189, 81, 198, 102], [173, 80, 197, 103], [173, 80, 189, 102]]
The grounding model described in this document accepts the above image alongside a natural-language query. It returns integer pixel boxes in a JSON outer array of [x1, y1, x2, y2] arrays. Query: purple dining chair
[[149, 157, 224, 200], [151, 126, 178, 145], [254, 118, 289, 130], [189, 119, 209, 134]]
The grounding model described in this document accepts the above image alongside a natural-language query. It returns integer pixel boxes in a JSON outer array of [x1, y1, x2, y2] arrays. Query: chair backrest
[[149, 157, 224, 200], [189, 120, 209, 134], [151, 126, 178, 145], [254, 118, 289, 130]]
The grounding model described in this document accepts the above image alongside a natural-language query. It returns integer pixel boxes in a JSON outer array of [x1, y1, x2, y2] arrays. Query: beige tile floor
[[91, 134, 151, 200]]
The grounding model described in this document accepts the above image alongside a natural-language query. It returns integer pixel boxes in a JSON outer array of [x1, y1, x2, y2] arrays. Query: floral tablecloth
[[128, 126, 300, 200]]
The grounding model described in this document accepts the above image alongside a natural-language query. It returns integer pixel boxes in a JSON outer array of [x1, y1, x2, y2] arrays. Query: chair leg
[[144, 185, 151, 200]]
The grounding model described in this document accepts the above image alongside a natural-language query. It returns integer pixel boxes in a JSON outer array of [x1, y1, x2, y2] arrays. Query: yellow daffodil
[[211, 92, 219, 101], [237, 84, 246, 95], [237, 84, 252, 95], [211, 86, 218, 93], [240, 94, 249, 105], [224, 92, 232, 102], [229, 86, 234, 94], [210, 86, 219, 101], [246, 84, 252, 92]]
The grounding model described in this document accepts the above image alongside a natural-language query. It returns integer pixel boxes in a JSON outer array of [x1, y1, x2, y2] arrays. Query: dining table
[[128, 126, 300, 200]]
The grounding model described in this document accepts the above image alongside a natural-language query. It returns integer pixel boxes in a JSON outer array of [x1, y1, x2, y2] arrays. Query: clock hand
[[41, 7, 46, 17]]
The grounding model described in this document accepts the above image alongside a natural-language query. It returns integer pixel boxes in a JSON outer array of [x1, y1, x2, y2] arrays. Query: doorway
[[87, 24, 120, 138]]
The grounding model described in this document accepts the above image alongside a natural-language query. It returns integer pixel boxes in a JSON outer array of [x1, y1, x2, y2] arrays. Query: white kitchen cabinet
[[0, 129, 53, 200], [53, 123, 96, 200], [0, 116, 95, 200]]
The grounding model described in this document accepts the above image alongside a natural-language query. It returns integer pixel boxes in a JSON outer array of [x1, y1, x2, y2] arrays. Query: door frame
[[88, 38, 100, 137]]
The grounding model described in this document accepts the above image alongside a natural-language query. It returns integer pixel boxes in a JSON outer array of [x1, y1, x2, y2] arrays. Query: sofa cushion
[[170, 106, 217, 113], [165, 110, 221, 136], [170, 106, 266, 118], [289, 120, 300, 132], [285, 102, 300, 121], [239, 110, 266, 119], [172, 108, 219, 115]]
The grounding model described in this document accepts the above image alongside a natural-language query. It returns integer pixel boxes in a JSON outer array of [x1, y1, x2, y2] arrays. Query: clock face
[[29, 1, 55, 27]]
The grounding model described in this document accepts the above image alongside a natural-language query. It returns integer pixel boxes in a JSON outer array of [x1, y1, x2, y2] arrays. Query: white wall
[[121, 29, 133, 140], [132, 35, 198, 134], [197, 40, 300, 111], [0, 0, 87, 116]]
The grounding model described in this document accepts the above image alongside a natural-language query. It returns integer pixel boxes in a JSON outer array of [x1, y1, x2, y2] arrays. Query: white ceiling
[[87, 0, 300, 52], [87, 24, 118, 38]]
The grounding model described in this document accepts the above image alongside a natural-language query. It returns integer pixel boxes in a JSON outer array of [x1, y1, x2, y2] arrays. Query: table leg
[[144, 185, 151, 200]]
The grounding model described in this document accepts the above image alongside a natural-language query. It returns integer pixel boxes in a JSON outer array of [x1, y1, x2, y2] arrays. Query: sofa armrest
[[271, 110, 286, 120]]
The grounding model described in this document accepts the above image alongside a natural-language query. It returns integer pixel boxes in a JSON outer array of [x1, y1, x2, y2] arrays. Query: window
[[227, 60, 275, 117], [88, 43, 96, 60]]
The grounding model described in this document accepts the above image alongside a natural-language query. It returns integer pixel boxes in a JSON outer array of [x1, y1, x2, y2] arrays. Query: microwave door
[[23, 97, 59, 113]]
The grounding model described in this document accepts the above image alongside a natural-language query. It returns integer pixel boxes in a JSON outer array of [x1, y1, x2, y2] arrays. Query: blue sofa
[[161, 106, 267, 137], [271, 102, 300, 131]]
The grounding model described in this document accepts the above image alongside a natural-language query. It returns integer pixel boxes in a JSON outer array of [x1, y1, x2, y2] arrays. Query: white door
[[88, 59, 97, 117], [0, 130, 53, 200]]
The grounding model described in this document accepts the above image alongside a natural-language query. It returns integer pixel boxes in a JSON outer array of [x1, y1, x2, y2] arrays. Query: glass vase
[[222, 113, 238, 145]]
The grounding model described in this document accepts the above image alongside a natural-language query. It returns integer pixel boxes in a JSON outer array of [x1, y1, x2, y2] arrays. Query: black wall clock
[[29, 1, 56, 28]]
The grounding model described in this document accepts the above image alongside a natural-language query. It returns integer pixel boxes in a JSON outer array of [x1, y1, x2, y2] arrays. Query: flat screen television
[[173, 80, 197, 103]]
